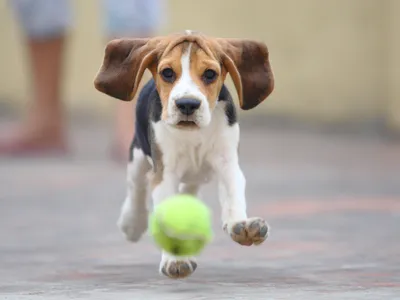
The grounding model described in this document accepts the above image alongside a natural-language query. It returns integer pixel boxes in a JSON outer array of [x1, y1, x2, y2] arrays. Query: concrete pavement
[[1, 120, 399, 299]]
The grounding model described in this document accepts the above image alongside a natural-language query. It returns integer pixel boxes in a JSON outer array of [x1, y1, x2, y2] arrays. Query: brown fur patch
[[150, 42, 189, 121], [188, 43, 227, 110], [216, 38, 275, 110]]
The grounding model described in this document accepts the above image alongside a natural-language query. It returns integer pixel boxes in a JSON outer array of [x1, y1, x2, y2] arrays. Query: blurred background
[[1, 0, 400, 131], [0, 0, 399, 298]]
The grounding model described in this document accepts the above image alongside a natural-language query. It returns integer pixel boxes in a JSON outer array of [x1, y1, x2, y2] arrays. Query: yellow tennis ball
[[149, 194, 213, 256]]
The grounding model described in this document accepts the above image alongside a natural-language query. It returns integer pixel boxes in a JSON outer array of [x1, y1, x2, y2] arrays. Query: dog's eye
[[202, 69, 217, 84], [161, 68, 175, 83]]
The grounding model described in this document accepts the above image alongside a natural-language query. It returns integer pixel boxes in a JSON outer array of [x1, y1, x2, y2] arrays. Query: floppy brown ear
[[217, 39, 274, 110], [94, 38, 157, 101]]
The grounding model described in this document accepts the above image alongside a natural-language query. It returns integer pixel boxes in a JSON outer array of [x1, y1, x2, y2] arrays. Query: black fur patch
[[130, 80, 161, 161], [218, 84, 237, 126]]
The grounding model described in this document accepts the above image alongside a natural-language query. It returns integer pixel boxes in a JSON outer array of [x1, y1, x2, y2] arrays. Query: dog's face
[[154, 41, 225, 127], [94, 31, 274, 128]]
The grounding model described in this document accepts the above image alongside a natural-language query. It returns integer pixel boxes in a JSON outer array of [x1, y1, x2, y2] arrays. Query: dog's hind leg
[[117, 147, 151, 242]]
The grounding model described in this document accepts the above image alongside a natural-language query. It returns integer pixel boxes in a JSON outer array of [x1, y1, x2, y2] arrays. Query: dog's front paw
[[159, 254, 197, 279], [117, 201, 148, 242], [223, 217, 269, 246]]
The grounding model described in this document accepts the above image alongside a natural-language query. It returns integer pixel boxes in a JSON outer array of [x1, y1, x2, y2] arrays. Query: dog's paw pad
[[224, 217, 269, 246], [160, 259, 197, 279]]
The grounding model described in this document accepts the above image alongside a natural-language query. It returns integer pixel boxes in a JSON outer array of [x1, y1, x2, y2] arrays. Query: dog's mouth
[[177, 120, 198, 129]]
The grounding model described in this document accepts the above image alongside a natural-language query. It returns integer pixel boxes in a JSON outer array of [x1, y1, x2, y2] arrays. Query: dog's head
[[94, 31, 274, 128]]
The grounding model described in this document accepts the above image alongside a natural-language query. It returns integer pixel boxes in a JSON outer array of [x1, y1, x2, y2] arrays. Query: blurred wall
[[387, 0, 400, 130], [0, 0, 399, 130]]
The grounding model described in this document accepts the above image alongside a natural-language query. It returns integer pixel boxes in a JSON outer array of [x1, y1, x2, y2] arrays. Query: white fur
[[150, 101, 246, 273], [117, 148, 151, 242], [118, 101, 247, 271], [167, 43, 212, 127], [153, 102, 229, 185], [153, 105, 247, 225]]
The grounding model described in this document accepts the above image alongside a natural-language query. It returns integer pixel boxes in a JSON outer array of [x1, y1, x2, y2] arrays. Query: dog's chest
[[171, 138, 213, 184], [152, 119, 225, 184]]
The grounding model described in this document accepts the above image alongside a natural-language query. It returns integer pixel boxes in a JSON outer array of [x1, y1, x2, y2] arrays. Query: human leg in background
[[102, 0, 165, 162], [0, 0, 72, 155]]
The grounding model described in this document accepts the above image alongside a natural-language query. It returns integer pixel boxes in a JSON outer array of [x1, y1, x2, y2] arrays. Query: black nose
[[175, 98, 201, 115]]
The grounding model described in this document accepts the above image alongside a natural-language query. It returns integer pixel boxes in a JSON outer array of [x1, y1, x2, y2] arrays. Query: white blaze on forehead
[[185, 30, 193, 35], [166, 42, 211, 127], [168, 43, 206, 102]]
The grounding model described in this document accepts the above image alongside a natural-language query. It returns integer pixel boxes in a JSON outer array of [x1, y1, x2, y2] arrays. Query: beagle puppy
[[94, 30, 274, 279]]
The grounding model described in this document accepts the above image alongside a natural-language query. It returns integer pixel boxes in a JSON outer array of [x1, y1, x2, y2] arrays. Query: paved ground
[[0, 119, 400, 299]]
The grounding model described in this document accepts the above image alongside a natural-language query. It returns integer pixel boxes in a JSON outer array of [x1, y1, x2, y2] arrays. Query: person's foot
[[0, 123, 68, 157]]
